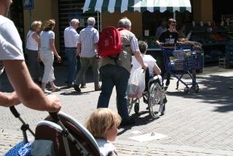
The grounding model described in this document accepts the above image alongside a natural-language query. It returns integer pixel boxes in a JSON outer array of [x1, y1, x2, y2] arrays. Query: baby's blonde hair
[[85, 108, 121, 139]]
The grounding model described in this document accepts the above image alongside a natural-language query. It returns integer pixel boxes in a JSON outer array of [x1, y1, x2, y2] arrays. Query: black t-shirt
[[159, 30, 179, 47]]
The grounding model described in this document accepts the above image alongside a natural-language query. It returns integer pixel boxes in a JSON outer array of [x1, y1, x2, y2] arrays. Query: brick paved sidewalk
[[1, 66, 233, 155]]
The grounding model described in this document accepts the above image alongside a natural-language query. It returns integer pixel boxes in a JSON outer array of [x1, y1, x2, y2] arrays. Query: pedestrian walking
[[156, 18, 179, 90], [97, 17, 147, 126], [39, 19, 62, 93], [73, 17, 100, 92], [0, 0, 61, 112], [64, 18, 86, 88], [25, 20, 42, 84]]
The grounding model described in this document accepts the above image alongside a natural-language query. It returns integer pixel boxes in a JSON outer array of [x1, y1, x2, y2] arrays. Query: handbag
[[127, 67, 145, 98]]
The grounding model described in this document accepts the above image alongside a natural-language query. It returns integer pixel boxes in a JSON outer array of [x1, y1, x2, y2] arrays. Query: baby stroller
[[127, 68, 167, 119], [4, 106, 100, 156]]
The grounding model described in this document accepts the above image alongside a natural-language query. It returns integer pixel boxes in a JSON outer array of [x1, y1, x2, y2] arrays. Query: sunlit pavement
[[1, 65, 233, 155]]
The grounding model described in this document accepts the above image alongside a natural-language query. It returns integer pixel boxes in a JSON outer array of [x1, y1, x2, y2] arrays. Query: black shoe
[[73, 84, 81, 92], [163, 96, 167, 104], [120, 117, 135, 127], [81, 85, 86, 88], [161, 104, 166, 116], [95, 88, 101, 91], [67, 84, 73, 88]]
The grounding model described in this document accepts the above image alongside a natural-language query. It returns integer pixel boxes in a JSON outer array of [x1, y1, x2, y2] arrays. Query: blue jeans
[[97, 64, 130, 120], [65, 49, 77, 85]]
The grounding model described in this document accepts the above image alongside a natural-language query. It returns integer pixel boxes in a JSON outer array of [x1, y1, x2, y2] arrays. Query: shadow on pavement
[[166, 74, 233, 113]]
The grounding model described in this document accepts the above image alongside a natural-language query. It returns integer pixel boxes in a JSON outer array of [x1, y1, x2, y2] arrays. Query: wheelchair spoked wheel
[[148, 82, 163, 119]]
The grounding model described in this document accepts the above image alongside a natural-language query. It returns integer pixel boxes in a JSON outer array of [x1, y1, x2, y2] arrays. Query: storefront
[[10, 0, 231, 65]]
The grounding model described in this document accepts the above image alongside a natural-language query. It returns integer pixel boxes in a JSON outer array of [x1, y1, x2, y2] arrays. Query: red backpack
[[98, 26, 122, 57]]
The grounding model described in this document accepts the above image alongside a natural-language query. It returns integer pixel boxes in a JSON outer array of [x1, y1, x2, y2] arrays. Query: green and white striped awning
[[82, 0, 192, 13]]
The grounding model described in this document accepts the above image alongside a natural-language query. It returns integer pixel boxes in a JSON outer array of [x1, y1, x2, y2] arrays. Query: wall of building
[[102, 12, 142, 38], [193, 0, 213, 23]]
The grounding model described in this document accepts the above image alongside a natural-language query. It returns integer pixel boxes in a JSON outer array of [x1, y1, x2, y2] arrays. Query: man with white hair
[[73, 17, 100, 92], [97, 17, 147, 126], [64, 18, 85, 88]]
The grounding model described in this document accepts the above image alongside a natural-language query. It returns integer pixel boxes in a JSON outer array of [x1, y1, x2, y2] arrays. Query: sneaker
[[120, 117, 135, 127], [52, 87, 61, 92], [73, 84, 81, 92], [44, 89, 52, 94]]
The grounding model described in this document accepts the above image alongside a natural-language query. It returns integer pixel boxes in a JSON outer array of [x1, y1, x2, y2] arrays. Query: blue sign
[[23, 0, 34, 10]]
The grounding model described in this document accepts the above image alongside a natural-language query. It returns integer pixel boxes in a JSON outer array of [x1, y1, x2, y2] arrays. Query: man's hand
[[46, 94, 61, 113], [142, 64, 148, 71]]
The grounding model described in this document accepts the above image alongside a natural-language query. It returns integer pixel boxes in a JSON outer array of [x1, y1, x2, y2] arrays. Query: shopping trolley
[[161, 47, 199, 93]]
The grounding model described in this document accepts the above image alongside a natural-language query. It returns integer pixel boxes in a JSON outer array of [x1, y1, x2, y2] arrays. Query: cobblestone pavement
[[0, 66, 233, 155]]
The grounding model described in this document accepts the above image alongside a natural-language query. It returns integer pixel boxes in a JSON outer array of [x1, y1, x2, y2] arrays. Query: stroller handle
[[10, 106, 59, 123], [49, 112, 59, 122], [10, 106, 20, 118]]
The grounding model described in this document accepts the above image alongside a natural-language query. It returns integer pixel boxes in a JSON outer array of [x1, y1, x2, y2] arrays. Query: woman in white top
[[26, 20, 42, 84], [39, 19, 62, 93], [132, 41, 161, 77], [0, 1, 61, 112]]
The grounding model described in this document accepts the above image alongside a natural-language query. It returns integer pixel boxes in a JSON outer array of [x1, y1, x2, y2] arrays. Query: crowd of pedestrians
[[0, 2, 177, 153]]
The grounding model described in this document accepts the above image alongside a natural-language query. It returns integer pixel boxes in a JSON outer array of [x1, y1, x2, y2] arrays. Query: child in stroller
[[128, 41, 167, 119]]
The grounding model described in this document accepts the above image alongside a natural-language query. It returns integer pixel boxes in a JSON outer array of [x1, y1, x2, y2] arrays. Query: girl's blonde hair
[[43, 19, 56, 31], [85, 108, 121, 139]]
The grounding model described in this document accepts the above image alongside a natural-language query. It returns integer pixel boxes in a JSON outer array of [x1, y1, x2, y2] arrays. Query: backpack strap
[[111, 28, 131, 65]]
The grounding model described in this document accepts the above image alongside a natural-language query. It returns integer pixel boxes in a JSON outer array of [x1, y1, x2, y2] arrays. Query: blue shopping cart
[[161, 48, 199, 93]]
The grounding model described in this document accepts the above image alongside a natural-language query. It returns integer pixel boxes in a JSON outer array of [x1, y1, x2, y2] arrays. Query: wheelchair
[[127, 70, 167, 119]]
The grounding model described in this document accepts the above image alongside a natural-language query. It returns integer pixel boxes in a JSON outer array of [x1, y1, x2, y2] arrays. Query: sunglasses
[[171, 24, 176, 26]]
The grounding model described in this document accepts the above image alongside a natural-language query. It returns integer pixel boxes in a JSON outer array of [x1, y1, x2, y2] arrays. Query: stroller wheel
[[134, 103, 140, 114]]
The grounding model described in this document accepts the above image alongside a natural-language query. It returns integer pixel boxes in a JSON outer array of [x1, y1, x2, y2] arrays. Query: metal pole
[[29, 9, 32, 26]]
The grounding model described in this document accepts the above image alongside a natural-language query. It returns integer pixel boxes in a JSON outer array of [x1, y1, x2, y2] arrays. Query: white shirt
[[64, 26, 79, 47], [78, 25, 99, 57], [40, 30, 55, 51], [26, 30, 39, 51], [132, 54, 157, 76], [0, 15, 24, 60], [96, 139, 117, 156]]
